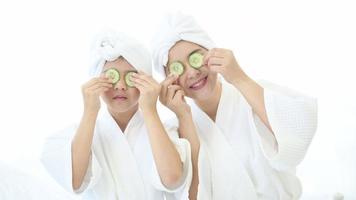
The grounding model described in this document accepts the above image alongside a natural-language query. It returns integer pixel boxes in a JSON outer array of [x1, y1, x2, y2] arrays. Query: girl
[[41, 31, 192, 200]]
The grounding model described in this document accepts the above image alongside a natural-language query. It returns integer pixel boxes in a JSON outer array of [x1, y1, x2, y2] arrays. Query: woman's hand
[[159, 74, 191, 118], [204, 48, 249, 85]]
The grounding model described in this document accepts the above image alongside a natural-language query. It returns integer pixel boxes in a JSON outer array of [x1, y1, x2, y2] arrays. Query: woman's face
[[101, 57, 140, 113], [166, 40, 218, 101]]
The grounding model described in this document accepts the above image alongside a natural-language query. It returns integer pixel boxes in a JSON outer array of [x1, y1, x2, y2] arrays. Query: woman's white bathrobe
[[41, 108, 192, 200], [168, 79, 317, 200]]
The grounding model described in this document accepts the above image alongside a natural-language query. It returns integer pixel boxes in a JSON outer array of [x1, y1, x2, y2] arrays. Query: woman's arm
[[177, 111, 200, 200], [231, 74, 273, 132], [159, 74, 200, 199], [205, 48, 273, 132]]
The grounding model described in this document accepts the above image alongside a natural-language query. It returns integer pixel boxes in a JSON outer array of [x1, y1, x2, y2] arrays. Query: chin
[[189, 82, 215, 101], [189, 74, 218, 101], [108, 101, 138, 113]]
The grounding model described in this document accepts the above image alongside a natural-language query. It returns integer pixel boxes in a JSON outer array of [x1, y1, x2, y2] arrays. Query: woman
[[152, 13, 317, 200], [41, 30, 192, 200]]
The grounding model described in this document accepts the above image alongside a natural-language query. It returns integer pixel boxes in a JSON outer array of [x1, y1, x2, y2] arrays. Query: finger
[[85, 77, 111, 88], [210, 48, 226, 57], [208, 57, 224, 66], [131, 76, 150, 87], [209, 65, 223, 73], [167, 85, 181, 100], [89, 82, 113, 91], [160, 74, 178, 97], [137, 70, 147, 76], [93, 87, 110, 95], [133, 81, 146, 92], [132, 73, 157, 86], [204, 48, 224, 65], [173, 89, 185, 102]]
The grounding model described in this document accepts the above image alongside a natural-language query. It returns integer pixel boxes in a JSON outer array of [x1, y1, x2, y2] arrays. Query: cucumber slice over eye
[[169, 61, 184, 76], [125, 72, 136, 88], [105, 68, 120, 84], [189, 52, 204, 69]]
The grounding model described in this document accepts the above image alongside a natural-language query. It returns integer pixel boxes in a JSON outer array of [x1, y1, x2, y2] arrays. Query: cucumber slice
[[189, 52, 204, 69], [125, 72, 136, 88], [105, 68, 120, 84], [169, 61, 184, 76]]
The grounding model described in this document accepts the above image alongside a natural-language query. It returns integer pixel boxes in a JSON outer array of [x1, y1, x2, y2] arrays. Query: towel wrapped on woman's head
[[151, 12, 216, 79]]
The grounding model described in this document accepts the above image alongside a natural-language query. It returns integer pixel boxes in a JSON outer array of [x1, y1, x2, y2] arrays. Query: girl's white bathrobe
[[41, 108, 192, 200], [173, 79, 317, 200]]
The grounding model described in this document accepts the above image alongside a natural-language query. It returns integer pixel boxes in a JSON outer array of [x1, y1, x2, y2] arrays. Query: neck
[[194, 81, 222, 121], [108, 104, 138, 133]]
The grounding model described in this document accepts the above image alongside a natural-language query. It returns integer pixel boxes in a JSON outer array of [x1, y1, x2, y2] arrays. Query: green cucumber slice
[[169, 61, 184, 76], [125, 72, 136, 87], [105, 68, 120, 84], [189, 52, 204, 69]]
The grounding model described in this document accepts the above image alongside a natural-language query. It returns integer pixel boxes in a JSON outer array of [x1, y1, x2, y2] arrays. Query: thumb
[[209, 65, 222, 73]]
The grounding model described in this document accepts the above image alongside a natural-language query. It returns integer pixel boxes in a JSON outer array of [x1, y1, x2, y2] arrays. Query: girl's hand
[[131, 72, 161, 112], [81, 76, 112, 113]]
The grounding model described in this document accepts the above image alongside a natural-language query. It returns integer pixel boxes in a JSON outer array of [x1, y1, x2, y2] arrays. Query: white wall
[[0, 0, 355, 199]]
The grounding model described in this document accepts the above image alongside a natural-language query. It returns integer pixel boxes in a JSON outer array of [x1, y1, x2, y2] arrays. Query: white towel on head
[[89, 30, 152, 77], [151, 12, 216, 80]]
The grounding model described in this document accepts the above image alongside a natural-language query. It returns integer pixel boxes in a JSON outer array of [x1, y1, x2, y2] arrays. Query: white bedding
[[0, 161, 78, 200]]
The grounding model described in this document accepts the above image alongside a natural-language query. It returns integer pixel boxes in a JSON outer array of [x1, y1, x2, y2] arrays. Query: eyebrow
[[188, 48, 203, 57], [167, 48, 204, 66], [101, 68, 138, 73]]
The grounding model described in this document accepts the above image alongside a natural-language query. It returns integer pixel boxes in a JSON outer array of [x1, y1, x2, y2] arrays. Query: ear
[[164, 66, 169, 77]]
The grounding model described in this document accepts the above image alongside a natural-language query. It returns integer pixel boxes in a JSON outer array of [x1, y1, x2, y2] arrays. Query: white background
[[0, 0, 355, 199]]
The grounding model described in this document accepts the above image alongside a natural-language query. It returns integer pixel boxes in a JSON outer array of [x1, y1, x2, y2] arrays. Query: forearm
[[142, 108, 183, 188], [177, 112, 200, 200], [71, 110, 97, 189], [231, 74, 273, 132]]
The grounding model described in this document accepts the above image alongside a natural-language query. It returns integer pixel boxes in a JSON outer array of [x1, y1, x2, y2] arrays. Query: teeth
[[191, 77, 206, 88]]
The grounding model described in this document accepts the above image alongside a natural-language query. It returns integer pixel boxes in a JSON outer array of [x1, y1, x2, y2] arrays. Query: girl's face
[[101, 58, 140, 113], [166, 40, 218, 101]]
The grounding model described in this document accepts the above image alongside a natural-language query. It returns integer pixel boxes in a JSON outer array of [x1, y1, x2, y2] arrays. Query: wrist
[[83, 108, 99, 117], [141, 105, 157, 115], [231, 72, 251, 88], [176, 109, 192, 120], [82, 110, 99, 123]]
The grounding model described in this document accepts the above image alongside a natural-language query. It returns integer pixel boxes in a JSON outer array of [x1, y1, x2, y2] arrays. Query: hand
[[159, 74, 191, 118], [131, 71, 161, 112], [81, 75, 112, 114], [204, 48, 248, 85]]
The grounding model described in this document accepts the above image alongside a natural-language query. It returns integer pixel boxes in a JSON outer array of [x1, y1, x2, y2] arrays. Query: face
[[166, 40, 218, 101], [101, 57, 140, 113]]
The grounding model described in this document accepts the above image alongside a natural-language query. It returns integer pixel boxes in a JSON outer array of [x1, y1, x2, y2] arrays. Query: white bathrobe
[[167, 79, 317, 200], [41, 108, 192, 200]]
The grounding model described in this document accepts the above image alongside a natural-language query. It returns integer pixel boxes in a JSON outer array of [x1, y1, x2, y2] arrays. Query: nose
[[114, 78, 127, 91], [185, 62, 201, 80]]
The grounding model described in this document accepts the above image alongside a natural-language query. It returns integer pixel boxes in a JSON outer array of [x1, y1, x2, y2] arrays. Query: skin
[[160, 40, 273, 200], [71, 57, 183, 191]]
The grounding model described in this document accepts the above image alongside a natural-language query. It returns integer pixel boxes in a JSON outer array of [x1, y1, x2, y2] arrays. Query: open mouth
[[189, 76, 208, 90]]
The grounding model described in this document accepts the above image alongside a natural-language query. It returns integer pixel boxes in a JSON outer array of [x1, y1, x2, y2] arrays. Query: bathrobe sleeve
[[249, 81, 318, 171], [150, 119, 192, 199], [40, 125, 102, 194]]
